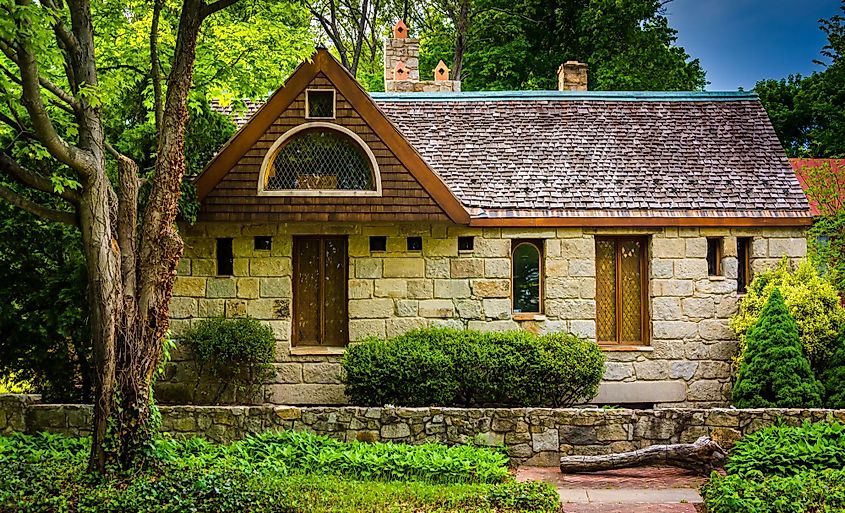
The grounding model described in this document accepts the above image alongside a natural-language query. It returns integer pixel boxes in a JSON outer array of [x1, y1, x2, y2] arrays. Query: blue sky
[[665, 0, 839, 90]]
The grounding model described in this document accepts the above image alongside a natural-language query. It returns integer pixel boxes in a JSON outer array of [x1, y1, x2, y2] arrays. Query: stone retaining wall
[[3, 394, 840, 466]]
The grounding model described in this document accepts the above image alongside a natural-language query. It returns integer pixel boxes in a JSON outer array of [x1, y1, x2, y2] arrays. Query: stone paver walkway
[[515, 466, 706, 513]]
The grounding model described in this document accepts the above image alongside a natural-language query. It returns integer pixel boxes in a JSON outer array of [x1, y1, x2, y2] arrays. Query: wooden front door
[[293, 236, 348, 346]]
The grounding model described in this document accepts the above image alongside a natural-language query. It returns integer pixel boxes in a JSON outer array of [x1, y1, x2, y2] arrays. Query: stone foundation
[[2, 395, 840, 467]]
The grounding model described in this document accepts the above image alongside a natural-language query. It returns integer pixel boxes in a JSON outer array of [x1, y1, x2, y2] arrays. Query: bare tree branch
[[0, 182, 78, 225], [202, 0, 239, 17], [0, 152, 81, 204]]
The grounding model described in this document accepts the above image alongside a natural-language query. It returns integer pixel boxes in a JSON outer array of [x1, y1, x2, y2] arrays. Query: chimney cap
[[392, 20, 409, 38]]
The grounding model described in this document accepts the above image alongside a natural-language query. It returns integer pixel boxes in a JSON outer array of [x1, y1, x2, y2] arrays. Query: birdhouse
[[433, 60, 450, 81], [393, 61, 410, 80], [392, 20, 408, 39]]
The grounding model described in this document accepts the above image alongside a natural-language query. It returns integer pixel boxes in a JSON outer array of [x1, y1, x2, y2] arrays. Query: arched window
[[512, 240, 542, 314], [259, 122, 381, 196]]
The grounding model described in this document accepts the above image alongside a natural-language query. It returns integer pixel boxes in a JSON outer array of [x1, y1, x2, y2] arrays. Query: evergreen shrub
[[732, 288, 824, 408]]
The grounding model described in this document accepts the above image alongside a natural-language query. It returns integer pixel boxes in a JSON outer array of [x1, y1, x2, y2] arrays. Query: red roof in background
[[791, 158, 845, 216]]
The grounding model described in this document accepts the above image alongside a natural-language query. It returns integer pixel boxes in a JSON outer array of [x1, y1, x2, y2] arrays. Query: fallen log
[[559, 436, 726, 476]]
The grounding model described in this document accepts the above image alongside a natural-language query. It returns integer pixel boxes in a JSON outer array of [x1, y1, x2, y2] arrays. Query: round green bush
[[731, 258, 845, 371], [341, 328, 605, 407], [181, 316, 276, 404], [732, 288, 824, 408]]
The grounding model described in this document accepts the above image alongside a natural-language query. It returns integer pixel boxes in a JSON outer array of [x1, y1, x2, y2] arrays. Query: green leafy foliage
[[181, 316, 276, 404], [755, 3, 845, 157], [0, 194, 91, 402], [702, 469, 845, 513], [415, 0, 705, 92], [725, 420, 845, 477], [821, 332, 845, 408], [342, 328, 605, 407], [0, 432, 559, 513], [730, 258, 845, 371], [703, 420, 845, 513], [732, 288, 824, 408]]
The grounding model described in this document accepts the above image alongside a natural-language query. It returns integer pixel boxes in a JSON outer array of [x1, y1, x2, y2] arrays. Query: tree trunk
[[79, 172, 121, 473], [107, 1, 205, 469], [559, 437, 727, 477]]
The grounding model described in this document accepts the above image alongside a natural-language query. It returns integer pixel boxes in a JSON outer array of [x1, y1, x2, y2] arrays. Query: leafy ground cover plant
[[702, 420, 845, 513], [342, 327, 604, 407], [725, 420, 845, 477], [702, 469, 845, 513], [0, 432, 558, 513], [731, 258, 845, 371], [732, 288, 824, 408]]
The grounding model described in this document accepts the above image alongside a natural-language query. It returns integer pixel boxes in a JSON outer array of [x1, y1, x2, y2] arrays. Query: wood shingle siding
[[196, 53, 469, 224]]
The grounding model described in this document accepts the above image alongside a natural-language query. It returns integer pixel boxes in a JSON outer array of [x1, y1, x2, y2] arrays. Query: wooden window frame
[[706, 238, 723, 277], [737, 237, 752, 294], [292, 235, 349, 347], [511, 239, 544, 315], [596, 236, 649, 346], [257, 122, 383, 197], [305, 88, 336, 120]]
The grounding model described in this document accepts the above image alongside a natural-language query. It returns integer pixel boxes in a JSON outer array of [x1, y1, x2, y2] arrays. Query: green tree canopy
[[755, 2, 845, 157]]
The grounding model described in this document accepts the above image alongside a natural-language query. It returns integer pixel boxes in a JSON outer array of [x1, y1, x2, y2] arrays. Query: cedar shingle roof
[[211, 91, 811, 218]]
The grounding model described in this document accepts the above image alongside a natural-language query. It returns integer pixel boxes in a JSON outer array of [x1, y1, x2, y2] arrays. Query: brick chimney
[[384, 20, 460, 93], [558, 61, 588, 91]]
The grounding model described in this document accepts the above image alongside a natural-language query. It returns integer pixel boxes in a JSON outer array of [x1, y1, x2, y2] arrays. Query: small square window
[[369, 236, 387, 252], [707, 238, 723, 276], [407, 236, 422, 251], [306, 89, 335, 119], [254, 236, 272, 251], [458, 236, 474, 252]]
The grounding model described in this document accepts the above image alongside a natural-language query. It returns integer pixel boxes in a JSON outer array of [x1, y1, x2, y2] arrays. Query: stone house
[[160, 25, 811, 408]]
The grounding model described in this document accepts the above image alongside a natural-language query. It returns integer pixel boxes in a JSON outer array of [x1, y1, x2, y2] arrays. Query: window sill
[[290, 346, 346, 356], [512, 313, 546, 321], [599, 345, 654, 352], [708, 276, 726, 281]]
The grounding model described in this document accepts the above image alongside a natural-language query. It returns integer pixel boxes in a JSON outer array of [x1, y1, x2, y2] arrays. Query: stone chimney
[[558, 61, 588, 91], [384, 20, 460, 93]]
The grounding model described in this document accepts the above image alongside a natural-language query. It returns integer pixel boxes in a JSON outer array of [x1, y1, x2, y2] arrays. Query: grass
[[0, 431, 560, 513]]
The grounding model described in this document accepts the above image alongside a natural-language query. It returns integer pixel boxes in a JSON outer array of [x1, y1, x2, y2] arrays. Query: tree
[[413, 0, 705, 91], [756, 1, 845, 158], [0, 0, 261, 474], [305, 0, 389, 78], [732, 288, 824, 408]]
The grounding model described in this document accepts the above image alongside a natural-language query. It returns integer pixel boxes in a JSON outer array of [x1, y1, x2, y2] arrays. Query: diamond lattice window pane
[[266, 129, 374, 191]]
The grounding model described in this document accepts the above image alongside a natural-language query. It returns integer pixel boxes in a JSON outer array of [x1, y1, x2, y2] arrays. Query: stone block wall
[[163, 221, 806, 407], [3, 396, 840, 467]]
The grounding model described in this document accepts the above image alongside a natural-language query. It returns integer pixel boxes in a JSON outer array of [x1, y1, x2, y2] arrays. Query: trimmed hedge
[[341, 328, 605, 407]]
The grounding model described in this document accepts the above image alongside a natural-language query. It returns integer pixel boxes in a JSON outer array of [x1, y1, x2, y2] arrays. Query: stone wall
[[3, 395, 840, 467], [164, 221, 806, 407]]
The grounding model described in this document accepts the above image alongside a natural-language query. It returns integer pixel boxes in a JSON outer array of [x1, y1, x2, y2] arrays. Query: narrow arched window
[[259, 123, 381, 196], [512, 240, 542, 314]]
